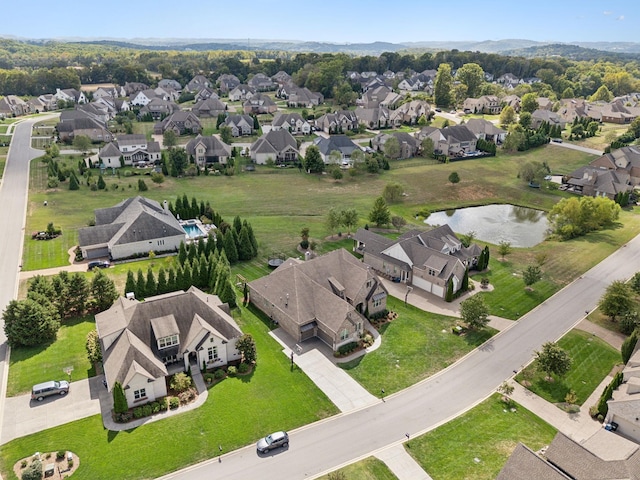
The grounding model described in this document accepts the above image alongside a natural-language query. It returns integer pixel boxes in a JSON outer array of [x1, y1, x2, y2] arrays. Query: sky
[[1, 0, 637, 44]]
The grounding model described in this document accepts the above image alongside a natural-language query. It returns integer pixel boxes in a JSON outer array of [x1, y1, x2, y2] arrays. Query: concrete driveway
[[1, 376, 103, 443]]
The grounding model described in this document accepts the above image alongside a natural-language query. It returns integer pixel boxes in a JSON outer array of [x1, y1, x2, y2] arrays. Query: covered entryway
[[300, 321, 317, 341]]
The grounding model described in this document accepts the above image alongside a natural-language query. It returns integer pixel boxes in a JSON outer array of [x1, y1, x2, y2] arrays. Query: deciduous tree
[[460, 294, 490, 329], [600, 280, 635, 322], [535, 342, 572, 379]]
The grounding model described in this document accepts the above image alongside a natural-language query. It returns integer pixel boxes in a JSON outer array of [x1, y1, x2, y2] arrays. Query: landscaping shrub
[[142, 404, 153, 417], [214, 368, 225, 379], [178, 388, 196, 404], [227, 366, 237, 376], [369, 309, 389, 321], [21, 459, 42, 480], [203, 373, 215, 384], [133, 407, 144, 419], [170, 372, 192, 393], [622, 330, 639, 364], [159, 398, 168, 411], [361, 333, 374, 347], [114, 412, 133, 423], [169, 397, 179, 409], [238, 362, 249, 374], [338, 341, 358, 356], [56, 451, 65, 460], [151, 401, 161, 414]]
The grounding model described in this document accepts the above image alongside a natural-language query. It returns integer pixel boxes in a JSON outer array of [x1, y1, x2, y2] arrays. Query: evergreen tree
[[246, 221, 258, 257], [233, 215, 243, 234], [434, 63, 453, 107], [125, 270, 136, 296], [238, 226, 253, 261], [51, 271, 71, 318], [157, 267, 168, 294], [445, 280, 454, 302], [167, 268, 177, 292], [217, 273, 237, 308], [136, 268, 146, 299], [145, 268, 157, 297], [69, 174, 79, 190], [68, 273, 90, 316], [187, 242, 197, 262], [368, 196, 391, 227], [483, 246, 490, 270], [223, 228, 239, 263], [97, 174, 106, 190], [181, 264, 193, 290], [209, 259, 220, 291], [178, 241, 188, 265], [462, 268, 469, 291], [197, 237, 206, 256], [91, 270, 119, 312], [112, 381, 128, 414], [3, 297, 60, 347], [197, 258, 210, 289]]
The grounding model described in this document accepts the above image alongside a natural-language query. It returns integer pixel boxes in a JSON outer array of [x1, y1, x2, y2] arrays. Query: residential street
[[158, 235, 640, 479], [0, 117, 56, 438]]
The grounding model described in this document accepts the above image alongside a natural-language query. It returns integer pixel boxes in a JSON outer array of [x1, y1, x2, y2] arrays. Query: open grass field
[[407, 394, 557, 480], [338, 296, 496, 396], [6, 316, 96, 396], [0, 303, 338, 480], [516, 329, 621, 406], [569, 123, 628, 152], [318, 457, 398, 480]]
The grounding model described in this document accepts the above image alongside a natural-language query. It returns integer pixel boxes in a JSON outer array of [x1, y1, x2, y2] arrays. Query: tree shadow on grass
[[336, 356, 364, 371]]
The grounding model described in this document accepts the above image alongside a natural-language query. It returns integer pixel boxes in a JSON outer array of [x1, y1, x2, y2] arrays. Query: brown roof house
[[96, 287, 242, 409], [465, 118, 507, 144], [243, 93, 278, 115], [372, 132, 420, 159], [191, 97, 227, 118], [604, 339, 640, 443], [224, 114, 256, 137], [250, 129, 299, 165], [96, 134, 161, 168], [271, 112, 311, 135], [354, 226, 480, 300], [185, 135, 232, 167], [78, 196, 186, 260], [153, 111, 202, 135], [248, 249, 387, 351]]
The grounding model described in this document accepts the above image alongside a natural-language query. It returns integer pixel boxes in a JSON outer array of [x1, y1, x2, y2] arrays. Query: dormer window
[[158, 334, 178, 349], [366, 279, 373, 289]]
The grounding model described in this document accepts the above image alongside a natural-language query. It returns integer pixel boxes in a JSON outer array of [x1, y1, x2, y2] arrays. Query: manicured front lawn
[[7, 316, 96, 396], [516, 329, 621, 406], [318, 457, 398, 480], [407, 394, 557, 480], [0, 304, 338, 480], [339, 296, 496, 396]]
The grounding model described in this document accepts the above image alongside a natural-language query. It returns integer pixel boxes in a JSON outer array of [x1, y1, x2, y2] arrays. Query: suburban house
[[280, 86, 324, 107], [353, 226, 480, 300], [158, 79, 183, 92], [224, 114, 256, 137], [358, 86, 403, 109], [436, 125, 478, 157], [462, 95, 501, 114], [314, 110, 359, 134], [565, 146, 640, 199], [537, 97, 554, 111], [96, 287, 242, 409], [138, 98, 181, 120], [531, 109, 567, 130], [0, 95, 30, 117], [502, 94, 521, 112], [372, 132, 420, 159], [271, 112, 311, 135], [314, 135, 361, 164], [248, 73, 275, 92], [54, 88, 87, 105], [250, 129, 299, 165], [271, 70, 292, 86], [194, 86, 217, 102], [217, 74, 241, 94], [96, 134, 161, 168], [153, 111, 202, 135], [465, 118, 507, 144], [130, 89, 163, 107], [93, 85, 125, 99], [496, 73, 522, 89], [498, 432, 640, 480], [228, 84, 256, 102], [355, 106, 398, 129], [605, 339, 640, 443], [248, 248, 387, 351], [185, 75, 211, 93], [391, 100, 431, 125], [243, 93, 277, 115], [124, 82, 149, 96], [57, 110, 113, 143], [185, 135, 232, 167], [191, 97, 227, 118], [77, 196, 186, 261]]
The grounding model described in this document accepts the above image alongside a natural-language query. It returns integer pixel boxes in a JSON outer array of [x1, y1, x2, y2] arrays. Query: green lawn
[[318, 457, 398, 480], [338, 296, 496, 396], [7, 316, 96, 396], [0, 303, 338, 480], [517, 329, 621, 406], [407, 394, 557, 480]]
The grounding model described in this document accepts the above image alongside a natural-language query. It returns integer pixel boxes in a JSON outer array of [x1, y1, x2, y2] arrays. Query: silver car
[[256, 431, 289, 453], [31, 380, 70, 401]]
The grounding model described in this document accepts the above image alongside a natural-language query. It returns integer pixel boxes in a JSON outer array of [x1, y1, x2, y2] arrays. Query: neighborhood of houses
[[5, 65, 640, 479]]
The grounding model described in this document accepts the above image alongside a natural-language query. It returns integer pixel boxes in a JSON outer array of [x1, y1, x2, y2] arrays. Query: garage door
[[85, 246, 110, 259], [412, 276, 433, 294], [432, 285, 444, 298]]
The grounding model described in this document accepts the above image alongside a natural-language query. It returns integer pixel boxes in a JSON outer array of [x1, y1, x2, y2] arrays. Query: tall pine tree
[[223, 229, 239, 264], [125, 270, 136, 296]]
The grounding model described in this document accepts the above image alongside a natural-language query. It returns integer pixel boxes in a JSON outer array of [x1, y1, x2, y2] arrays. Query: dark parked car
[[257, 431, 289, 453], [88, 261, 110, 271]]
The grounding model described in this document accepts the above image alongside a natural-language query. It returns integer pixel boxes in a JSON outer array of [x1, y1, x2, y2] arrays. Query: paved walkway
[[575, 318, 626, 350], [375, 444, 433, 480]]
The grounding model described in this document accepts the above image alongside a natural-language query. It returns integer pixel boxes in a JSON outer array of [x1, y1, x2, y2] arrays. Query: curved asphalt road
[[159, 237, 640, 479], [0, 117, 55, 436]]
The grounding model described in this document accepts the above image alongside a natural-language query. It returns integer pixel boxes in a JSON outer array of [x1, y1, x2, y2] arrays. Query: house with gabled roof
[[271, 112, 311, 135], [372, 132, 420, 159], [185, 75, 212, 93], [285, 86, 324, 108], [314, 135, 361, 163], [153, 111, 202, 135], [248, 73, 275, 92], [531, 109, 567, 130], [158, 79, 182, 92], [465, 118, 507, 144], [354, 226, 480, 300], [138, 98, 181, 120], [96, 134, 161, 168], [194, 86, 217, 103], [228, 84, 256, 102], [0, 95, 30, 117], [314, 110, 359, 134], [355, 106, 398, 129], [54, 88, 87, 105], [185, 135, 232, 167], [57, 110, 113, 143], [462, 95, 501, 115], [391, 99, 431, 125], [124, 82, 149, 96], [217, 74, 241, 94], [96, 286, 242, 409], [243, 93, 277, 115], [78, 196, 186, 260], [191, 97, 227, 118], [271, 70, 292, 86], [436, 125, 478, 157], [224, 114, 256, 137], [248, 249, 387, 351], [250, 129, 299, 165]]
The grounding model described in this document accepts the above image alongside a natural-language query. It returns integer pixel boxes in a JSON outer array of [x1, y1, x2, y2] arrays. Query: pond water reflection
[[424, 204, 549, 248]]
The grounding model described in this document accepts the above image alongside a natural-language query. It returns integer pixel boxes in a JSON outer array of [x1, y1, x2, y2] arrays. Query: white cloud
[[616, 15, 625, 21], [603, 10, 612, 15]]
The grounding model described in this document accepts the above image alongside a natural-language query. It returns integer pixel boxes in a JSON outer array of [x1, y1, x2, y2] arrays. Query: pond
[[424, 204, 549, 248]]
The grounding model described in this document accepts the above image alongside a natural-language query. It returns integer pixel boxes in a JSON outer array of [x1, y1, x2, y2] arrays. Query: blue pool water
[[182, 224, 205, 239]]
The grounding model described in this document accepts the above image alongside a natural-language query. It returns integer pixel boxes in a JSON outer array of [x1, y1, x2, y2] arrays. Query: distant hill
[[501, 43, 640, 61]]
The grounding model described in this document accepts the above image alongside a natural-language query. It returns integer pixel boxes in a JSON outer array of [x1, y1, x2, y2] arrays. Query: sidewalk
[[375, 444, 433, 480]]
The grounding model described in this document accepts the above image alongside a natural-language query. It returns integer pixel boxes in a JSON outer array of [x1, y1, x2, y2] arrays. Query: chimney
[[163, 200, 169, 214]]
